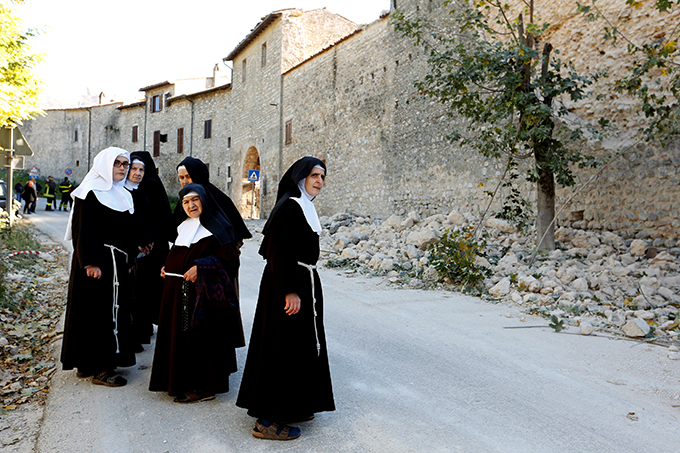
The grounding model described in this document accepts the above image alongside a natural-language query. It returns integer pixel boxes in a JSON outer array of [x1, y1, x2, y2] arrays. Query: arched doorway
[[242, 147, 261, 219]]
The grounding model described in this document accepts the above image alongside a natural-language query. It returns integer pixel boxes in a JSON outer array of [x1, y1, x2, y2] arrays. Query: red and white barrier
[[2, 246, 63, 260]]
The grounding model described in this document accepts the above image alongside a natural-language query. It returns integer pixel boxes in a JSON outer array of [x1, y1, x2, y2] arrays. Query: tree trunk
[[535, 162, 556, 251], [535, 41, 556, 252]]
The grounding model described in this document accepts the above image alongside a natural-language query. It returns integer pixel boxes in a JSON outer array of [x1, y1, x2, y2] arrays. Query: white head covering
[[291, 166, 323, 234], [124, 156, 145, 191], [65, 147, 135, 241], [174, 190, 213, 247]]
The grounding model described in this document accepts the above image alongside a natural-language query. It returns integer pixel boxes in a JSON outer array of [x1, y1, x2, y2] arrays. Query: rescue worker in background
[[44, 176, 57, 211], [59, 177, 74, 211], [14, 180, 23, 202]]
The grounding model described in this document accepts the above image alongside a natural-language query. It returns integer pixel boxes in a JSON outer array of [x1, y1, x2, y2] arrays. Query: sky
[[14, 0, 392, 109]]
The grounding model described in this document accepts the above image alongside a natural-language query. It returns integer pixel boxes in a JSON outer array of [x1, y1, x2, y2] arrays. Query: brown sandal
[[173, 392, 215, 404], [92, 371, 127, 387], [252, 420, 301, 440]]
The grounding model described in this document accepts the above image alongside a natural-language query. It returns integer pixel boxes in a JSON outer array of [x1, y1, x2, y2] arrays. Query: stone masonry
[[18, 1, 679, 246]]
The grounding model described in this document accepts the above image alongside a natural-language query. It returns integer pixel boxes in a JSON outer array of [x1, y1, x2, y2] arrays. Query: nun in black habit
[[174, 156, 251, 243], [149, 183, 246, 403], [236, 156, 335, 441], [61, 147, 139, 387], [125, 151, 174, 345]]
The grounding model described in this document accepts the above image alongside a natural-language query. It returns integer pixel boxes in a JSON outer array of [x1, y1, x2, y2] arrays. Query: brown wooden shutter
[[285, 120, 292, 145]]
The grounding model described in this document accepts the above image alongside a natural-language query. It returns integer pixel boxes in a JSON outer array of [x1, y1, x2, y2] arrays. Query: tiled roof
[[223, 12, 282, 62], [138, 81, 172, 92]]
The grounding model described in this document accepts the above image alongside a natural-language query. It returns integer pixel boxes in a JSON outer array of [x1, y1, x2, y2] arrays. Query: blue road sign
[[248, 170, 260, 182], [65, 168, 73, 176]]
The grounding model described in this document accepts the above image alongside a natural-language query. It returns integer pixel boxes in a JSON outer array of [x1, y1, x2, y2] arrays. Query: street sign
[[4, 156, 24, 169], [0, 127, 33, 156], [65, 168, 73, 176], [1, 127, 33, 225], [29, 165, 40, 178], [248, 170, 260, 182]]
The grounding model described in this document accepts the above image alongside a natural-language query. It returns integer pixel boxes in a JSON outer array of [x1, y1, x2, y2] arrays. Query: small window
[[204, 120, 212, 139], [177, 128, 184, 154], [151, 95, 162, 113], [76, 160, 80, 167], [261, 43, 267, 67], [153, 130, 160, 157], [74, 130, 78, 142], [227, 165, 232, 191], [132, 125, 138, 143], [285, 120, 292, 145], [227, 137, 231, 148], [242, 59, 247, 83]]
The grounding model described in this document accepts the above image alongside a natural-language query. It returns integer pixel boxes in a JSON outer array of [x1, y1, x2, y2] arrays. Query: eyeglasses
[[113, 160, 130, 168]]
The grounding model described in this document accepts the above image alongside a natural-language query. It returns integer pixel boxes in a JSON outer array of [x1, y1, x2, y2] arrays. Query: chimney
[[99, 92, 106, 104], [210, 64, 220, 88]]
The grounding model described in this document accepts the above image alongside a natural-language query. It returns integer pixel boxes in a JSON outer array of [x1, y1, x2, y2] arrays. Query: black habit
[[127, 151, 174, 343], [172, 156, 252, 242], [61, 191, 138, 373], [149, 184, 245, 397], [236, 157, 335, 421]]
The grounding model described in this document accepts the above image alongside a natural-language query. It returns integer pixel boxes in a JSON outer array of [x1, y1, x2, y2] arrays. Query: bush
[[427, 228, 492, 290]]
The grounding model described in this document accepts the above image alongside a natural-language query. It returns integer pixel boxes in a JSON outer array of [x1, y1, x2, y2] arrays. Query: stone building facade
[[19, 1, 679, 245]]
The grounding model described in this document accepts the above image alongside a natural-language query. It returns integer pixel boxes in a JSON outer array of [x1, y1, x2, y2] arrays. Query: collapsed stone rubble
[[318, 209, 680, 353]]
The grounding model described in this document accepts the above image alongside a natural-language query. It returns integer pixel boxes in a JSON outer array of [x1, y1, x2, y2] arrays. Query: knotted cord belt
[[297, 261, 320, 357], [103, 244, 128, 354]]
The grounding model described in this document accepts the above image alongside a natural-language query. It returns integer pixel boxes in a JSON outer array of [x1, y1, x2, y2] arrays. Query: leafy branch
[[576, 0, 680, 143]]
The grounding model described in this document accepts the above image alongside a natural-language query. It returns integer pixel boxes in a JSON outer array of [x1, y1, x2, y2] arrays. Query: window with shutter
[[204, 120, 212, 139], [285, 120, 292, 145]]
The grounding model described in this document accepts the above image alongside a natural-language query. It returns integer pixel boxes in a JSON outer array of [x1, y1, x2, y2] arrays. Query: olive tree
[[393, 0, 606, 251]]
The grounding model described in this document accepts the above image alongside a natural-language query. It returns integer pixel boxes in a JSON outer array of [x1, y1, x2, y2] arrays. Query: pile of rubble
[[318, 209, 680, 350]]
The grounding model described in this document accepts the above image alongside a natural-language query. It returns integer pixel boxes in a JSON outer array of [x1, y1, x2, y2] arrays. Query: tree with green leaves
[[1, 0, 44, 128], [576, 0, 679, 145], [393, 0, 606, 251]]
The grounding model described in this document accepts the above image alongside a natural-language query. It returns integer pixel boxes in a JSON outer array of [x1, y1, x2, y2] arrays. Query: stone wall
[[17, 2, 678, 244], [227, 9, 360, 217], [558, 140, 680, 245], [20, 103, 123, 183], [228, 17, 285, 218], [281, 3, 525, 219], [116, 103, 145, 156]]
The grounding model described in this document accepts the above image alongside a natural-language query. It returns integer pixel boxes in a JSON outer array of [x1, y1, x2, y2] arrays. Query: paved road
[[26, 204, 679, 452]]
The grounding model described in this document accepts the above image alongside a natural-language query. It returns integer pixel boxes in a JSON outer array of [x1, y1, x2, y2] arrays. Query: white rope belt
[[297, 261, 320, 357], [103, 244, 128, 354], [164, 272, 184, 278]]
